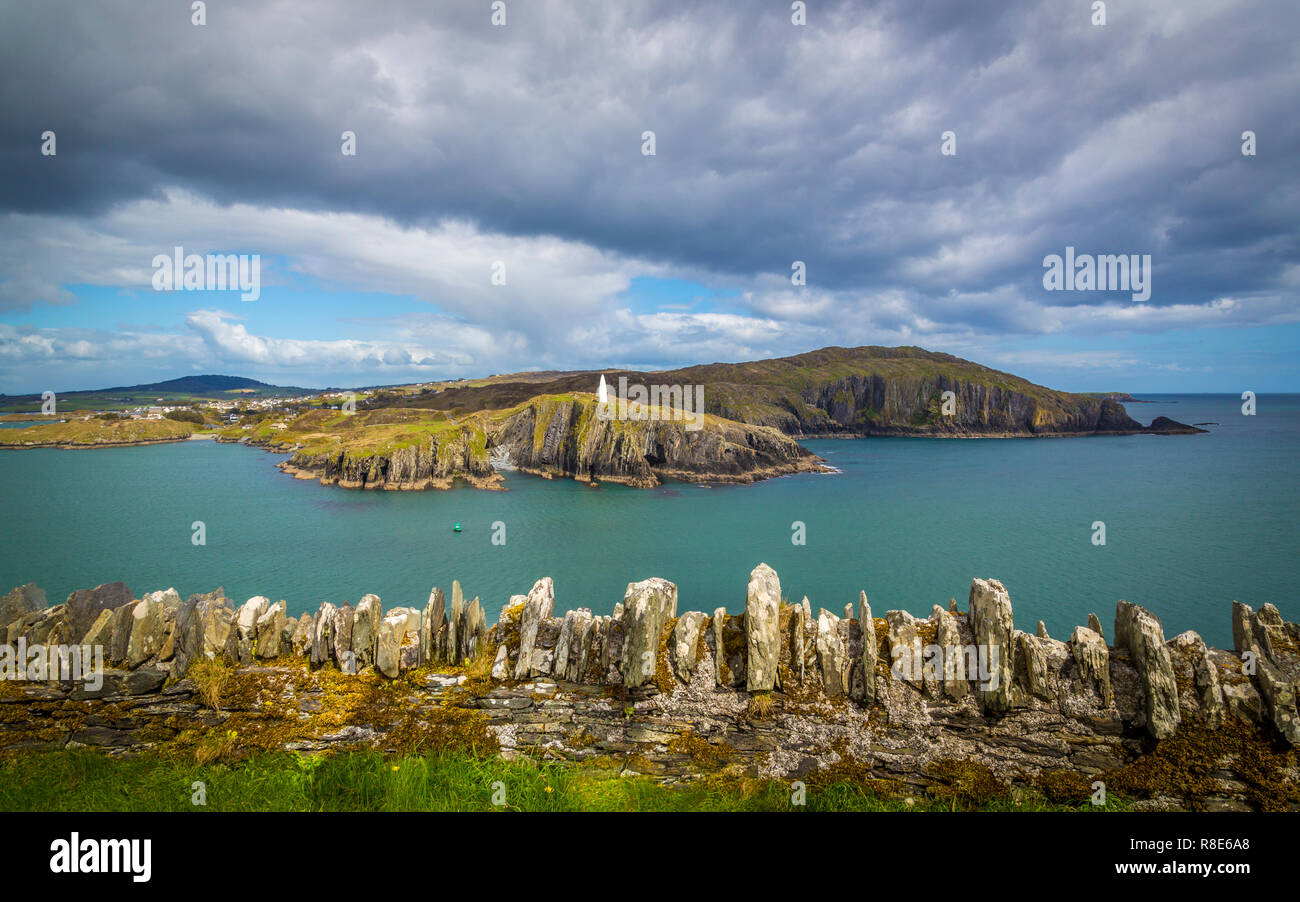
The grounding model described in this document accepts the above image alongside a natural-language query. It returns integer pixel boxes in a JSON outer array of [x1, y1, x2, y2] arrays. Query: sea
[[2, 394, 1295, 649]]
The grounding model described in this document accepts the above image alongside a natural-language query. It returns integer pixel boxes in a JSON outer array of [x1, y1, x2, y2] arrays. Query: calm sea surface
[[2, 394, 1295, 648]]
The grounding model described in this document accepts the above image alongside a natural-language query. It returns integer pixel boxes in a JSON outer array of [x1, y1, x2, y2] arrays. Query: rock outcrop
[[745, 564, 781, 691], [3, 569, 1297, 811], [385, 346, 1206, 439], [968, 578, 1015, 714]]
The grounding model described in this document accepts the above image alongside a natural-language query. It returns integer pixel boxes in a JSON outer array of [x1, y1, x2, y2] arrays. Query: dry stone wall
[[1, 566, 1298, 810]]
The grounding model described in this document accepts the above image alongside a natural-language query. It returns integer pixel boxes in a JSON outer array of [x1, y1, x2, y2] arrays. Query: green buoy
[[453, 522, 462, 532]]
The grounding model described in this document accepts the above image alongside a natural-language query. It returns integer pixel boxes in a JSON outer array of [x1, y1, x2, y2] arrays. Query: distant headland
[[0, 346, 1204, 489]]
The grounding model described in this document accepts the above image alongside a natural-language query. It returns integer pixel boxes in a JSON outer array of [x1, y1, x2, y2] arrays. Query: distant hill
[[376, 345, 1201, 437], [0, 374, 316, 411], [95, 375, 310, 395]]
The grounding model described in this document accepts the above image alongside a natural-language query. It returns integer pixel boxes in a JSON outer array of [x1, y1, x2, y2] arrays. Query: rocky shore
[[235, 395, 828, 491], [2, 570, 1296, 810]]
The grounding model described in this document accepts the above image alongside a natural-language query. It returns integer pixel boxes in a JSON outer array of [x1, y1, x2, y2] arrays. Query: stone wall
[[1, 567, 1297, 810]]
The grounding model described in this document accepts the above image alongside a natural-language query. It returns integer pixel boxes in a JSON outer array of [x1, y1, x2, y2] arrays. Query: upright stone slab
[[197, 594, 234, 662], [332, 604, 355, 669], [491, 645, 510, 680], [421, 588, 445, 664], [126, 597, 165, 668], [514, 578, 555, 679], [1114, 600, 1139, 659], [353, 595, 382, 670], [968, 577, 1015, 715], [109, 602, 137, 664], [933, 605, 967, 699], [712, 607, 728, 686], [1069, 625, 1111, 703], [312, 602, 337, 667], [447, 583, 465, 666], [376, 608, 415, 678], [789, 603, 807, 685], [858, 592, 877, 703], [575, 615, 599, 682], [82, 609, 116, 652], [555, 608, 593, 682], [885, 609, 923, 689], [1120, 602, 1181, 739], [672, 611, 707, 684], [290, 612, 314, 656], [1015, 630, 1054, 701], [745, 564, 781, 692], [0, 583, 44, 635], [816, 609, 848, 696], [62, 582, 132, 646], [256, 601, 287, 659], [234, 597, 270, 662], [461, 597, 485, 662], [619, 577, 677, 688]]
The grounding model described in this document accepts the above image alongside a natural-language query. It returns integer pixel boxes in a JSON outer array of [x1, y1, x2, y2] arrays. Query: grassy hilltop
[[377, 346, 1194, 437]]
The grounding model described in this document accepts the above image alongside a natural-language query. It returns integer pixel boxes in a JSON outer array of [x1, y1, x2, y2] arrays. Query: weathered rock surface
[[1116, 601, 1181, 739], [968, 578, 1015, 714], [672, 612, 707, 684], [0, 584, 45, 633], [2, 567, 1297, 811], [1070, 626, 1111, 704], [816, 609, 849, 697], [745, 564, 781, 691], [126, 596, 165, 669], [376, 607, 416, 678], [514, 578, 555, 679], [256, 601, 287, 660], [62, 582, 133, 645], [353, 595, 382, 670], [858, 593, 878, 704], [620, 578, 677, 688], [311, 602, 337, 667]]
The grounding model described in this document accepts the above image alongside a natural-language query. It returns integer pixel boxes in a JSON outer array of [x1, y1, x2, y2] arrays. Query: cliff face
[[386, 346, 1204, 438], [266, 396, 827, 490], [488, 395, 826, 487], [711, 373, 1147, 436], [687, 348, 1193, 436], [280, 425, 499, 490]]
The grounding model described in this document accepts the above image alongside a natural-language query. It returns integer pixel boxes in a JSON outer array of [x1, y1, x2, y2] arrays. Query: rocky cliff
[[3, 570, 1296, 810], [391, 346, 1205, 438], [252, 395, 826, 490], [487, 395, 826, 487]]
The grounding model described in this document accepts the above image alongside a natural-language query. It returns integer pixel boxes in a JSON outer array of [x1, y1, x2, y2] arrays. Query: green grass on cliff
[[221, 407, 469, 457], [0, 416, 198, 446], [0, 748, 1125, 812]]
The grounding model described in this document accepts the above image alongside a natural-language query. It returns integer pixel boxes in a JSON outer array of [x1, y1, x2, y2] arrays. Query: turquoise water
[[2, 395, 1295, 648]]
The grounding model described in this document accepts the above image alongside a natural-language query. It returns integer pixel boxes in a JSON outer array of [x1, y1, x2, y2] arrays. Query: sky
[[0, 0, 1296, 395]]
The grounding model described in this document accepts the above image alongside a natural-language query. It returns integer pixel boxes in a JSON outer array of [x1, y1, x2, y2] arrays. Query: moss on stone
[[1034, 770, 1096, 804], [927, 757, 1010, 808], [1104, 720, 1298, 811], [666, 730, 735, 768], [654, 618, 676, 693]]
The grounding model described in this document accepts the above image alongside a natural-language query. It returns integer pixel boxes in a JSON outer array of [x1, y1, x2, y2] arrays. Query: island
[[1, 346, 1205, 488]]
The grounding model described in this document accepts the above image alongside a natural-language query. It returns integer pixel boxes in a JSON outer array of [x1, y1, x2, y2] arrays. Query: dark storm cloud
[[0, 0, 1296, 318]]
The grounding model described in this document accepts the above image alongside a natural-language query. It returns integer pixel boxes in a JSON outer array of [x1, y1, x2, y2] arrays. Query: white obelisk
[[597, 374, 609, 404]]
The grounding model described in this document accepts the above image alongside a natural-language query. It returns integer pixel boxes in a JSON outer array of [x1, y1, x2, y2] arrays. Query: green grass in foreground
[[0, 749, 1127, 812]]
